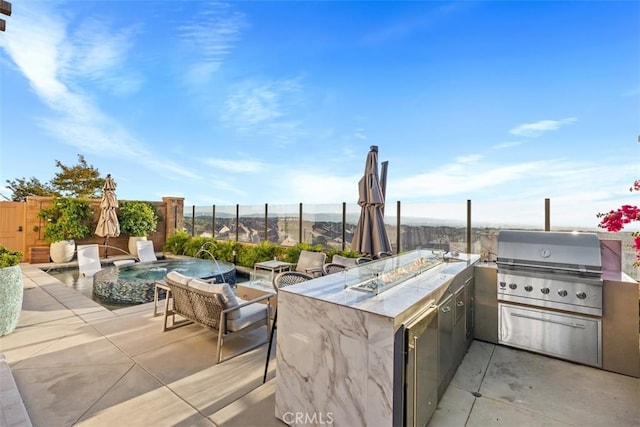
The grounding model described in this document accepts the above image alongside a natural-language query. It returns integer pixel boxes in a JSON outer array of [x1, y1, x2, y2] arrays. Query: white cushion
[[227, 301, 268, 332], [165, 271, 192, 286], [113, 259, 136, 267], [188, 279, 241, 320]]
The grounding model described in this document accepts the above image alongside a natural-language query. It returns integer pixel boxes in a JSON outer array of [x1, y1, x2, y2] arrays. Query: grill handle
[[497, 260, 601, 275], [510, 312, 586, 329]]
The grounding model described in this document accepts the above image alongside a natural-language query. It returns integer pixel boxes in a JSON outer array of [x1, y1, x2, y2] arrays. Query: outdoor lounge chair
[[77, 244, 102, 277], [294, 250, 326, 277], [163, 271, 273, 364], [136, 240, 157, 262]]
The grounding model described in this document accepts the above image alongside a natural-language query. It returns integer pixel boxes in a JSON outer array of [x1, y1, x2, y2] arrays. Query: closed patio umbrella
[[95, 174, 120, 257], [351, 146, 392, 257]]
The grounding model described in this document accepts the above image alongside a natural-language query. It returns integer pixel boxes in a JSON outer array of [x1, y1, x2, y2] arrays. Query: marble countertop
[[280, 253, 480, 319]]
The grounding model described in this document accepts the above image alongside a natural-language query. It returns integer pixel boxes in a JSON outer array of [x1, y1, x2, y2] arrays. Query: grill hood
[[496, 230, 602, 275]]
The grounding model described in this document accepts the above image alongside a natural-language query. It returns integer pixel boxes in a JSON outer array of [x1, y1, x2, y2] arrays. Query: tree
[[51, 155, 103, 198], [5, 177, 59, 201], [5, 154, 104, 201]]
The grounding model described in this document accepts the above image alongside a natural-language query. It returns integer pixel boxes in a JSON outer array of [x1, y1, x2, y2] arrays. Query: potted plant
[[38, 197, 94, 263], [0, 245, 23, 336], [118, 201, 159, 257]]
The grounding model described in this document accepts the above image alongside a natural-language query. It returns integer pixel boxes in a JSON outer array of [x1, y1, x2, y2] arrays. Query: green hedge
[[163, 231, 359, 268]]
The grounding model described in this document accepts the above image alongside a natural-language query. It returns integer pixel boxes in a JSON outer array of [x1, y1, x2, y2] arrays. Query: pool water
[[46, 259, 247, 310]]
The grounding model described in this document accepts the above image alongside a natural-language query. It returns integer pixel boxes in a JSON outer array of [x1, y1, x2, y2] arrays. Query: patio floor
[[1, 264, 638, 426]]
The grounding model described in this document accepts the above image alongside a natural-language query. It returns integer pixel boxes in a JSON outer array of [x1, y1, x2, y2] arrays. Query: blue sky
[[0, 0, 638, 228]]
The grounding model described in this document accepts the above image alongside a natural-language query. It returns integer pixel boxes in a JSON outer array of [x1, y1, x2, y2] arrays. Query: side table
[[253, 260, 295, 283]]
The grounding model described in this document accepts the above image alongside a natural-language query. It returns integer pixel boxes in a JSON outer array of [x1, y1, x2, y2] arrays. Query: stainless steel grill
[[496, 230, 603, 316], [496, 230, 603, 367]]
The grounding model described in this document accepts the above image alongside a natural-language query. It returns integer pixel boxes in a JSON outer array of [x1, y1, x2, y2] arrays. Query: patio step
[[0, 354, 32, 427]]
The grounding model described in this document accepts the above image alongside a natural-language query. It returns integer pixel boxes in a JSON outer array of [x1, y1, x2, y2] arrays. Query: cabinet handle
[[441, 307, 451, 313], [412, 335, 418, 424], [457, 301, 464, 307]]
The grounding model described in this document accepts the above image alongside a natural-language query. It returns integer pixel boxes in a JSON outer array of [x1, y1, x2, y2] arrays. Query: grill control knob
[[576, 291, 587, 299], [508, 283, 517, 290], [558, 289, 568, 297], [499, 282, 506, 288], [524, 285, 533, 292], [541, 287, 550, 294]]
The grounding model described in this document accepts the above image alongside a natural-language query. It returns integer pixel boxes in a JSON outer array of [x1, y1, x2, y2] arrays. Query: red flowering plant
[[597, 180, 640, 267]]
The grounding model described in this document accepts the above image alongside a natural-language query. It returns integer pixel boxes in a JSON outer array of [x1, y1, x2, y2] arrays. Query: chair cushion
[[188, 279, 241, 320], [226, 301, 268, 332], [165, 271, 192, 286], [113, 259, 136, 267]]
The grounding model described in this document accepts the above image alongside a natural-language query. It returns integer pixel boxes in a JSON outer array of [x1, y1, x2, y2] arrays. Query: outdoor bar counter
[[274, 250, 480, 427]]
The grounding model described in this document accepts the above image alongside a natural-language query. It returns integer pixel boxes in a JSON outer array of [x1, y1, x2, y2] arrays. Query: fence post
[[299, 203, 303, 244], [342, 202, 346, 252], [467, 200, 472, 255], [396, 201, 401, 254], [191, 205, 195, 236], [235, 204, 239, 242], [545, 198, 551, 231], [212, 205, 215, 239], [265, 203, 268, 242]]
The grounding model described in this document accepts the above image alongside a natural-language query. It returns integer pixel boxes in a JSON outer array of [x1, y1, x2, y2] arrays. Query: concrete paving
[[0, 264, 638, 427]]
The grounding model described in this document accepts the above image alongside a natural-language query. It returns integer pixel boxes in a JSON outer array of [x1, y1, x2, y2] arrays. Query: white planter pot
[[128, 236, 147, 258], [50, 240, 76, 263], [0, 265, 24, 336]]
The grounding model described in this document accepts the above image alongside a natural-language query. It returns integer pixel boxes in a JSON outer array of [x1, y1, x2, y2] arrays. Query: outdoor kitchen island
[[274, 250, 480, 427]]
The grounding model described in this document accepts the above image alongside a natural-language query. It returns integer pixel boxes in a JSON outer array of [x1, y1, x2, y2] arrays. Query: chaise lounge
[[162, 271, 273, 363]]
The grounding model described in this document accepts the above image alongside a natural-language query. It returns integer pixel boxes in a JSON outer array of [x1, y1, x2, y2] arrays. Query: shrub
[[37, 197, 93, 243], [160, 234, 356, 268], [164, 230, 190, 254], [119, 201, 159, 237], [0, 245, 22, 268], [237, 241, 278, 267]]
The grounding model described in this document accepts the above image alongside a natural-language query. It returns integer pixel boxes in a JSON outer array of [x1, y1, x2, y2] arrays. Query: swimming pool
[[47, 258, 237, 308]]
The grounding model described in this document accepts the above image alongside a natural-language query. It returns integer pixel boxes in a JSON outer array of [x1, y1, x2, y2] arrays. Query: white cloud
[[391, 160, 548, 198], [455, 154, 483, 164], [353, 127, 368, 140], [202, 158, 265, 173], [63, 16, 141, 94], [177, 3, 247, 85], [492, 141, 523, 150], [0, 3, 198, 181], [509, 117, 577, 137], [222, 77, 305, 143]]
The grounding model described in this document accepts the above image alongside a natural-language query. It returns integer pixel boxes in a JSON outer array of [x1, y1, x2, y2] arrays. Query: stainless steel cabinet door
[[405, 305, 438, 427], [438, 293, 454, 387]]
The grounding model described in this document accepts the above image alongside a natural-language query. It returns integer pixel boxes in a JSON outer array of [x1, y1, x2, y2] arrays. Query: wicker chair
[[163, 273, 273, 364], [355, 256, 373, 265], [323, 254, 357, 275], [263, 271, 313, 382], [322, 262, 347, 275]]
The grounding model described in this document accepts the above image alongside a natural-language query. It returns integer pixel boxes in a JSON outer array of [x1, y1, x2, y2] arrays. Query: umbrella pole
[[104, 237, 109, 258]]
